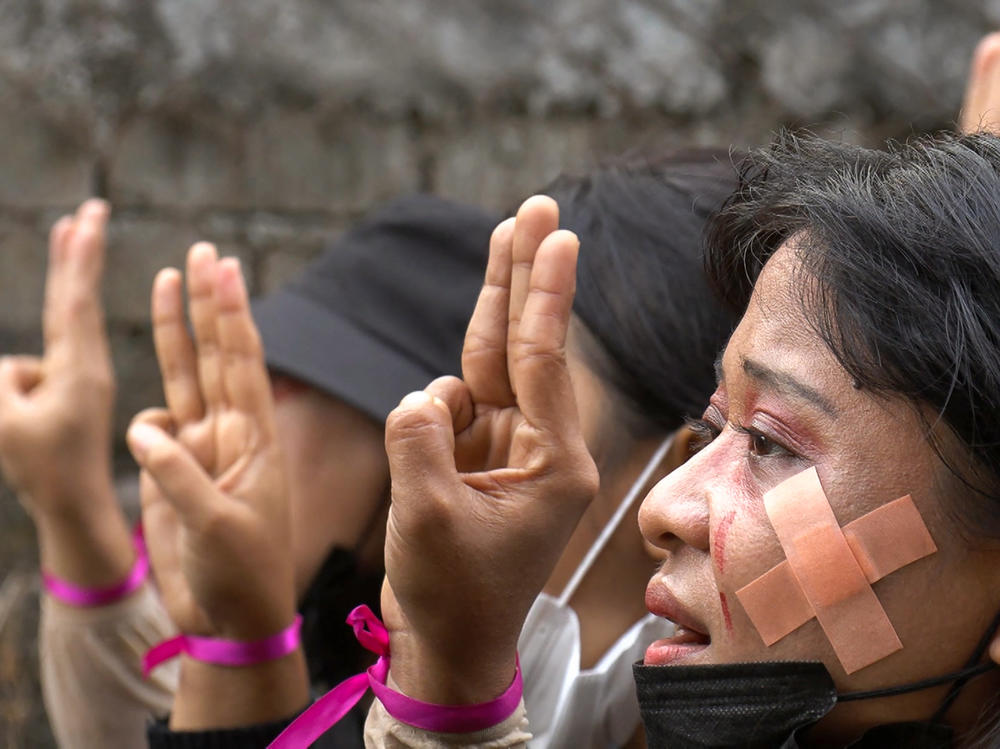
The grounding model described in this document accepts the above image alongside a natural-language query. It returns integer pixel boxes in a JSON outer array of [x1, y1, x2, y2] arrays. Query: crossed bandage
[[735, 467, 938, 674]]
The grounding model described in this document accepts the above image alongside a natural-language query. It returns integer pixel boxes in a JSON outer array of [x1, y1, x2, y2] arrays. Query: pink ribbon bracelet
[[143, 615, 304, 678], [268, 605, 523, 748], [42, 524, 149, 607]]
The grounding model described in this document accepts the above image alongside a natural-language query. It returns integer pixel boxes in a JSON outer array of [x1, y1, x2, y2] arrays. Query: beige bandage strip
[[734, 467, 937, 674]]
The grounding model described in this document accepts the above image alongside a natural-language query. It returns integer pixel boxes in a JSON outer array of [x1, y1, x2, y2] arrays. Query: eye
[[750, 431, 781, 457], [733, 425, 792, 459], [685, 416, 722, 454]]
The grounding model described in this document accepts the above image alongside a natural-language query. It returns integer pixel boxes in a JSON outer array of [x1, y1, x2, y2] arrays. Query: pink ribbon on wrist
[[42, 524, 149, 607], [268, 605, 523, 748], [142, 615, 304, 678]]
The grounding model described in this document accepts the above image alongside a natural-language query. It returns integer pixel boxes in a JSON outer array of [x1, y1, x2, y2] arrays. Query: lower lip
[[644, 631, 710, 665]]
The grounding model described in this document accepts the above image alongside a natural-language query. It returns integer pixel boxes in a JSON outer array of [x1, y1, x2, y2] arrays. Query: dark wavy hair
[[705, 130, 1000, 540], [542, 150, 742, 439]]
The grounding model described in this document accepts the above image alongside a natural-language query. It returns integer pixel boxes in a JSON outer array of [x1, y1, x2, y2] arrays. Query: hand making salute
[[0, 200, 178, 748], [378, 196, 600, 712], [125, 198, 601, 747], [128, 247, 310, 730]]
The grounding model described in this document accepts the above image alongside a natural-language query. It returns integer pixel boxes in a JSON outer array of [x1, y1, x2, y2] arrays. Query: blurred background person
[[0, 195, 496, 748]]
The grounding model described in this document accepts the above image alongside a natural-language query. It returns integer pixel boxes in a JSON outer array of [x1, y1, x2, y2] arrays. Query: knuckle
[[385, 404, 438, 442], [463, 328, 505, 352], [514, 342, 564, 369], [80, 369, 114, 393], [390, 487, 452, 536], [197, 505, 235, 542], [145, 440, 180, 474]]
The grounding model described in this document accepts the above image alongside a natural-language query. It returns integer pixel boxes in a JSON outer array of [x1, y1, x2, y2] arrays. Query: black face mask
[[634, 661, 834, 749], [297, 486, 390, 689], [633, 661, 955, 748], [298, 546, 385, 689], [634, 609, 1000, 749]]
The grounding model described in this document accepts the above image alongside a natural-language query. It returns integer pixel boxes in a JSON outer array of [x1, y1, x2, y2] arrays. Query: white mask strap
[[558, 434, 675, 606]]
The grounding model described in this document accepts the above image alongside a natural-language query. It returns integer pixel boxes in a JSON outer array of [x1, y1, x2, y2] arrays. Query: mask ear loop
[[929, 605, 1000, 723], [836, 606, 1000, 706], [557, 435, 674, 606]]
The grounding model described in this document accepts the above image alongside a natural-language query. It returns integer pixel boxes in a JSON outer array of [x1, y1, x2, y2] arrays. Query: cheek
[[711, 506, 788, 642], [703, 444, 786, 586]]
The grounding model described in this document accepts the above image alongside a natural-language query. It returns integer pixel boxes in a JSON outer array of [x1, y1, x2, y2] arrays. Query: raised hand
[[960, 32, 1000, 133], [0, 199, 134, 585], [128, 246, 295, 641], [381, 196, 600, 704], [127, 248, 308, 728]]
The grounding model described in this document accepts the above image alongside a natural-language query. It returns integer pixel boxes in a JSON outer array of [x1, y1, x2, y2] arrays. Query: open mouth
[[644, 624, 711, 665], [644, 576, 712, 665]]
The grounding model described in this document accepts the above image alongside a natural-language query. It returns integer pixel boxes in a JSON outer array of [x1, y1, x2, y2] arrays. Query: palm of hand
[[134, 245, 294, 640], [142, 414, 283, 636]]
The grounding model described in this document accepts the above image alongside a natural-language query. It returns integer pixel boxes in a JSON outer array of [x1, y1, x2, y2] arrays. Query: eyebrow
[[741, 357, 838, 417], [714, 353, 838, 418]]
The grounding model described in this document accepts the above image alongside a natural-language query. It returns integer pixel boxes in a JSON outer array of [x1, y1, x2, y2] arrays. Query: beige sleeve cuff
[[363, 695, 531, 749], [40, 582, 179, 749]]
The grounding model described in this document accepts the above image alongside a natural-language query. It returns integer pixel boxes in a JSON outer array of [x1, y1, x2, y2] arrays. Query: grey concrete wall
[[0, 0, 996, 744], [0, 0, 993, 447]]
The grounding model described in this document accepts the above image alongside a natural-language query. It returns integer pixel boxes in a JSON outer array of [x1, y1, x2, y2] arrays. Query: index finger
[[461, 218, 516, 407], [152, 268, 204, 424]]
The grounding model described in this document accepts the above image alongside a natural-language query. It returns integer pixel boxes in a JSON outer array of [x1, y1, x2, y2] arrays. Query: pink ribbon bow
[[269, 605, 523, 748]]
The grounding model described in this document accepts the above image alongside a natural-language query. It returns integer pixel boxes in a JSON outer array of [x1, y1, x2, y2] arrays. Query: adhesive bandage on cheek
[[734, 467, 937, 674]]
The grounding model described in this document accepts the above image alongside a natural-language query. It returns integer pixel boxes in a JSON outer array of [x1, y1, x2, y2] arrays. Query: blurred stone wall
[[0, 0, 997, 744]]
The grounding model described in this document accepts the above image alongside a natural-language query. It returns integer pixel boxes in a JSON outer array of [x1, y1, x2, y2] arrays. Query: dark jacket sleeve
[[147, 703, 366, 749]]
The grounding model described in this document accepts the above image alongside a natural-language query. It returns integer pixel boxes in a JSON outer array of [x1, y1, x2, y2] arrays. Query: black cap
[[252, 194, 497, 423]]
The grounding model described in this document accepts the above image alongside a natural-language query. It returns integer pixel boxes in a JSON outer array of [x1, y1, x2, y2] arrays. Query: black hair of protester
[[542, 150, 742, 439], [705, 130, 1000, 538]]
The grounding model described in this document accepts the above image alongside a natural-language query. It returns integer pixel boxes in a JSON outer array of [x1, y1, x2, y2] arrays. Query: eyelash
[[685, 416, 793, 459]]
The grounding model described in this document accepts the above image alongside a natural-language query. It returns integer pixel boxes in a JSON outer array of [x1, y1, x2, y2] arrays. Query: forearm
[[387, 625, 519, 706], [40, 582, 179, 749], [32, 477, 135, 587]]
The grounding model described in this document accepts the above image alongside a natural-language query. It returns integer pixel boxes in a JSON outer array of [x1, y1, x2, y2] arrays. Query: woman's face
[[638, 241, 1000, 736]]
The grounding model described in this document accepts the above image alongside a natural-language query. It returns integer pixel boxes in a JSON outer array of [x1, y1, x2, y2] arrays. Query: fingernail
[[127, 422, 163, 459], [430, 395, 450, 416], [399, 391, 432, 409], [189, 242, 218, 264], [82, 198, 109, 217]]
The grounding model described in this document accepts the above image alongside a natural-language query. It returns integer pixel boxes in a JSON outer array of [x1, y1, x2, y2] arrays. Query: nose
[[638, 454, 711, 552]]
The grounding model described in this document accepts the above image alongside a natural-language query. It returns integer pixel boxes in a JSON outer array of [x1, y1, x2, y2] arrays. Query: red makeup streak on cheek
[[712, 509, 737, 574], [719, 591, 734, 634]]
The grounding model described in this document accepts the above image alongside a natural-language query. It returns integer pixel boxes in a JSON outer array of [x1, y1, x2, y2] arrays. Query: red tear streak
[[712, 509, 737, 575], [720, 591, 734, 634]]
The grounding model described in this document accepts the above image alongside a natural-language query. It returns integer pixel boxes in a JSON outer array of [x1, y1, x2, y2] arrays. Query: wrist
[[388, 629, 518, 705], [170, 647, 309, 731], [26, 468, 117, 520], [42, 526, 148, 607], [36, 499, 135, 588]]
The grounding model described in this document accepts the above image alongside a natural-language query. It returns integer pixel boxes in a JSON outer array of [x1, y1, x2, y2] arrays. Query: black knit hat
[[252, 194, 496, 422]]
